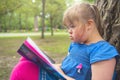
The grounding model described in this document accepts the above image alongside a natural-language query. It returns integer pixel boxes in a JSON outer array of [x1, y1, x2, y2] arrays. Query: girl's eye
[[68, 25, 75, 29], [70, 25, 75, 28], [66, 24, 75, 30], [66, 27, 70, 30]]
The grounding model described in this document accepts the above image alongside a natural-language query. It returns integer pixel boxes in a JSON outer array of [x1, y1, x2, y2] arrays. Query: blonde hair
[[63, 3, 103, 36]]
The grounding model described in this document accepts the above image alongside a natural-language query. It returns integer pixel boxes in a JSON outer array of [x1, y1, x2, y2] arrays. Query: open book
[[17, 37, 66, 80]]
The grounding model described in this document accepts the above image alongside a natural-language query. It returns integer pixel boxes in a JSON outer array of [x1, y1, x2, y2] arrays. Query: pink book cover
[[24, 40, 51, 66]]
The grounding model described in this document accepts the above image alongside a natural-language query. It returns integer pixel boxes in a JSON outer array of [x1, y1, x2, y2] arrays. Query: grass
[[0, 34, 70, 80]]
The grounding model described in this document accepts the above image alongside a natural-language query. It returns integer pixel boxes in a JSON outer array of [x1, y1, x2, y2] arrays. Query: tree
[[0, 0, 22, 32], [95, 0, 120, 79], [0, 0, 22, 16], [0, 0, 42, 32], [31, 0, 42, 32], [45, 0, 66, 36], [41, 0, 46, 38]]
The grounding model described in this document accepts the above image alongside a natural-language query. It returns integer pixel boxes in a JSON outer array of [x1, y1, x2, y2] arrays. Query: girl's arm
[[91, 58, 116, 80], [53, 64, 75, 80]]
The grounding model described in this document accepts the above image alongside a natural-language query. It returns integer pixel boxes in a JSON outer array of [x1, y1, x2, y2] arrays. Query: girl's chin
[[70, 39, 76, 42], [70, 38, 74, 41], [69, 38, 78, 42], [70, 39, 80, 43]]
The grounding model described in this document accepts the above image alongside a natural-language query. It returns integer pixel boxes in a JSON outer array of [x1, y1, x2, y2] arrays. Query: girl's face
[[67, 21, 88, 43]]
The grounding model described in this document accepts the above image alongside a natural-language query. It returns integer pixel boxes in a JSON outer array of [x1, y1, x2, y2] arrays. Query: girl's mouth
[[69, 36, 73, 39]]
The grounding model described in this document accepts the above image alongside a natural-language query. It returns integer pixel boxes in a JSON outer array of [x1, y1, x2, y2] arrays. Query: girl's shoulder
[[88, 41, 119, 64], [88, 40, 117, 51]]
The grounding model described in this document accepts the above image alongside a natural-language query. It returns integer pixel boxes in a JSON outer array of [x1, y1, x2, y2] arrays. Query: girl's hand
[[53, 64, 75, 80], [65, 76, 75, 80]]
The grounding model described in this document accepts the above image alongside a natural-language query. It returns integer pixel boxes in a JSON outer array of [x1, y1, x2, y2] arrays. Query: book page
[[25, 37, 61, 73]]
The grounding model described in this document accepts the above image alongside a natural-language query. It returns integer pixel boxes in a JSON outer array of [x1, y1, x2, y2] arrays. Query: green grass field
[[0, 34, 70, 80]]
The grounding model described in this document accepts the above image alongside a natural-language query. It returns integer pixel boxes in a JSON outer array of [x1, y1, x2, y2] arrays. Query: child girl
[[59, 3, 119, 80]]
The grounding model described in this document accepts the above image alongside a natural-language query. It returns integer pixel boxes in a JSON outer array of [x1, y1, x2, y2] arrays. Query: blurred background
[[0, 0, 93, 34]]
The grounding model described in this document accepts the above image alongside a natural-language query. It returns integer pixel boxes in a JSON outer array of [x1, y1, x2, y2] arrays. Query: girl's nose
[[68, 28, 72, 34]]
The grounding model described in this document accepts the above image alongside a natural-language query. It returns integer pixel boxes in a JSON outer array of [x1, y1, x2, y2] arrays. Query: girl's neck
[[85, 30, 104, 45]]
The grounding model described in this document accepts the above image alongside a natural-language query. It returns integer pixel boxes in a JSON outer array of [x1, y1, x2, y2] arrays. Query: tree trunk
[[3, 15, 7, 32], [95, 0, 120, 79], [41, 0, 46, 38], [25, 14, 29, 31], [34, 15, 39, 32], [9, 12, 13, 30], [18, 14, 22, 31], [0, 16, 2, 32], [50, 15, 54, 36]]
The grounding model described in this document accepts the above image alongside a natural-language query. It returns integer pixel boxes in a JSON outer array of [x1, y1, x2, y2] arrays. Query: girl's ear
[[86, 19, 94, 30]]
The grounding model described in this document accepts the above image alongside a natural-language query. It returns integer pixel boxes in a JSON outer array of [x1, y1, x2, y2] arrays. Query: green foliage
[[43, 0, 67, 29], [82, 0, 94, 3], [0, 0, 94, 32], [65, 0, 94, 6], [0, 0, 67, 32], [0, 0, 22, 16], [0, 0, 41, 32]]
